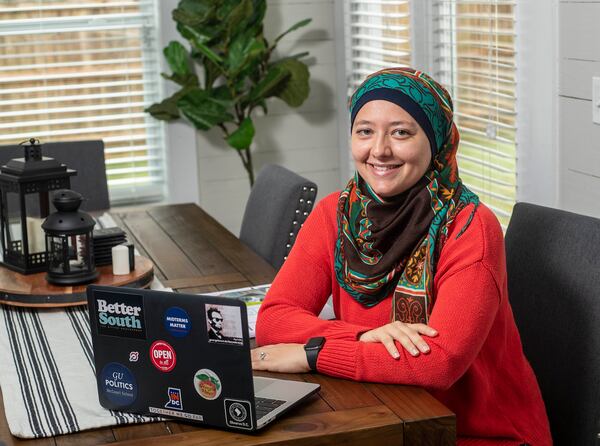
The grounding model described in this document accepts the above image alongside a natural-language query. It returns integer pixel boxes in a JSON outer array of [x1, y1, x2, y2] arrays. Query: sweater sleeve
[[316, 260, 501, 391], [255, 196, 373, 345]]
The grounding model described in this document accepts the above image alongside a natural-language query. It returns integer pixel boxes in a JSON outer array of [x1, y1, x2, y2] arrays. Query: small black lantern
[[0, 138, 75, 274], [42, 190, 98, 285]]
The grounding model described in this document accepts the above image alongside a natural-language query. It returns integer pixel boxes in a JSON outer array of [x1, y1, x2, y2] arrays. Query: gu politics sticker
[[150, 340, 176, 372], [100, 362, 137, 407], [164, 387, 183, 411], [224, 399, 253, 430], [95, 291, 146, 339], [164, 307, 191, 338], [193, 368, 222, 400]]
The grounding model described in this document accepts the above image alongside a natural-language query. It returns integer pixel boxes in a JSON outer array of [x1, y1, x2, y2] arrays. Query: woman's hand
[[359, 322, 438, 359], [251, 344, 311, 373]]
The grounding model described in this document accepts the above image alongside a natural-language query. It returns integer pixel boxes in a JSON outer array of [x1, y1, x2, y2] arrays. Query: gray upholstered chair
[[0, 140, 110, 211], [505, 202, 600, 446], [239, 164, 317, 270]]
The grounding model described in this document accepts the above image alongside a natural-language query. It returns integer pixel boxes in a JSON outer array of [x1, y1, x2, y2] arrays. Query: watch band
[[304, 337, 325, 371]]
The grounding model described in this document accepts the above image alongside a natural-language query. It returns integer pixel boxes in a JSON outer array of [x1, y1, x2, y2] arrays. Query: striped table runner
[[0, 304, 160, 438], [0, 214, 163, 438]]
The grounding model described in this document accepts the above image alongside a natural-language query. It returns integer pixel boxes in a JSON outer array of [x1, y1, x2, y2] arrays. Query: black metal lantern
[[42, 190, 98, 285], [0, 138, 76, 274]]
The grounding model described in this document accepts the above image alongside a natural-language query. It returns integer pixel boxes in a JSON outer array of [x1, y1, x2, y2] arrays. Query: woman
[[252, 67, 551, 445]]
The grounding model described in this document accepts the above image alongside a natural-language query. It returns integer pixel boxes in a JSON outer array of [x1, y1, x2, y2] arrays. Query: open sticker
[[205, 304, 243, 346], [150, 340, 176, 372], [193, 368, 222, 400]]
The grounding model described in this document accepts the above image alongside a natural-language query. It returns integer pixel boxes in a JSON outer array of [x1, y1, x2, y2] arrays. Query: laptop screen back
[[87, 285, 258, 430]]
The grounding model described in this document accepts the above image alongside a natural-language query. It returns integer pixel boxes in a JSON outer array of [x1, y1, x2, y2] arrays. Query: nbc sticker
[[150, 340, 176, 372]]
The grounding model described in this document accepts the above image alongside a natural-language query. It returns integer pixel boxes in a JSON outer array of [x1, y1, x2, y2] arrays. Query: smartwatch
[[304, 337, 325, 371]]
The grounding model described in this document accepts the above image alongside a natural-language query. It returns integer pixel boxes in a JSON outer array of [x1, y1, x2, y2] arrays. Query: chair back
[[0, 140, 109, 211], [240, 164, 317, 270], [505, 202, 600, 445]]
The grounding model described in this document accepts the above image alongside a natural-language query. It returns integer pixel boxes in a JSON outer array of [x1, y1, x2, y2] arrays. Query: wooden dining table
[[0, 203, 455, 446]]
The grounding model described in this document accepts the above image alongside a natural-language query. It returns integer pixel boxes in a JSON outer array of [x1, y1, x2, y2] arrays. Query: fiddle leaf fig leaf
[[272, 58, 310, 107], [226, 117, 255, 150], [179, 24, 223, 66], [163, 41, 192, 76], [172, 0, 214, 27], [248, 64, 290, 102], [273, 18, 311, 45], [177, 88, 233, 130], [145, 87, 193, 122], [228, 34, 266, 76]]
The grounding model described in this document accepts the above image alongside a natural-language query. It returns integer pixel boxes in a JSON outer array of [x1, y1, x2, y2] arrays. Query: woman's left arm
[[253, 259, 501, 388]]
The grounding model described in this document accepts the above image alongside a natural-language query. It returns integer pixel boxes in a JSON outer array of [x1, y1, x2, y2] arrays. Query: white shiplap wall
[[195, 0, 341, 234], [559, 1, 600, 218]]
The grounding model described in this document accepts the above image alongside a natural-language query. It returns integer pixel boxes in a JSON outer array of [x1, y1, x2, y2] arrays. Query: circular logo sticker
[[150, 340, 176, 372], [100, 362, 137, 407], [193, 368, 222, 400], [164, 307, 191, 338], [228, 402, 248, 422]]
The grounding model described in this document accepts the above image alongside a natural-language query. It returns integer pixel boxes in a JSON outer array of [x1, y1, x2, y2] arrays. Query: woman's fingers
[[359, 322, 439, 358]]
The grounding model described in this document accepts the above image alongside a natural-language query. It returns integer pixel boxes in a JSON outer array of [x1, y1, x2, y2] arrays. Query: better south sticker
[[100, 362, 137, 407], [193, 368, 222, 400], [150, 340, 176, 372]]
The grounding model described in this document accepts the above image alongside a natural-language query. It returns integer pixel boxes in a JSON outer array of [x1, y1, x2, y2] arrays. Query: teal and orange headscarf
[[334, 67, 479, 324]]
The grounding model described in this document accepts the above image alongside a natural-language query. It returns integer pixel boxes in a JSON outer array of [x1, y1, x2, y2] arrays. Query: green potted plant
[[146, 0, 312, 186]]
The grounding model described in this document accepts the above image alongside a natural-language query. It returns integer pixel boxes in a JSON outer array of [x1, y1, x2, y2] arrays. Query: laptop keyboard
[[255, 397, 286, 419]]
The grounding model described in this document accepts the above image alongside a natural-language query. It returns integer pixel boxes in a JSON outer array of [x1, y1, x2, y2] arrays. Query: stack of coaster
[[92, 227, 127, 266]]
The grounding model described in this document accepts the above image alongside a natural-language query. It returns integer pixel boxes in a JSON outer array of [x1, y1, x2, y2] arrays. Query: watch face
[[305, 337, 325, 350]]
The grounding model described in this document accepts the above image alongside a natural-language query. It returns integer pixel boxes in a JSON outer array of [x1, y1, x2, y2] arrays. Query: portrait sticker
[[205, 304, 243, 346], [100, 362, 137, 407], [193, 368, 222, 400]]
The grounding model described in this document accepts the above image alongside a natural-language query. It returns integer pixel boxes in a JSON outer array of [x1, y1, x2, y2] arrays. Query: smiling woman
[[253, 67, 552, 446]]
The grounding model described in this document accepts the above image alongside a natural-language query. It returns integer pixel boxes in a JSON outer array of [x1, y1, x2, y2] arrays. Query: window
[[0, 0, 166, 204], [434, 0, 517, 228], [347, 0, 412, 91], [346, 0, 517, 228]]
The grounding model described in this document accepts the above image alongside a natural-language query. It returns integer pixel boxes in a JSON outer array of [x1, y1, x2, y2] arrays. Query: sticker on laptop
[[164, 387, 183, 411], [128, 351, 139, 362], [149, 406, 203, 421], [150, 340, 176, 372], [100, 362, 137, 407], [193, 368, 222, 400], [205, 304, 243, 346], [164, 307, 191, 338], [94, 290, 146, 339], [224, 399, 254, 430]]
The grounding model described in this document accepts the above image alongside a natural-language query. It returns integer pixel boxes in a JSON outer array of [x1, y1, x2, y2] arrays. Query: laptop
[[87, 285, 320, 431]]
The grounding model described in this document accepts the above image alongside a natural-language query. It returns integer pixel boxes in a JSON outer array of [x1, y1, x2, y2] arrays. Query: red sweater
[[256, 192, 552, 446]]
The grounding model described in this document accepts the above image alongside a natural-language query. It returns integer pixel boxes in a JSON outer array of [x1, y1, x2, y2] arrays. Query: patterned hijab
[[334, 67, 479, 324]]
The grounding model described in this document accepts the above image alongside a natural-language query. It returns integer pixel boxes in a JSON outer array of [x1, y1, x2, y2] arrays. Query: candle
[[112, 244, 130, 275]]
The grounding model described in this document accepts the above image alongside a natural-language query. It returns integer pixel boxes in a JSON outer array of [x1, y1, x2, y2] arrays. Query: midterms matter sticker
[[150, 340, 176, 372], [164, 307, 191, 338], [193, 368, 222, 400], [100, 362, 137, 407]]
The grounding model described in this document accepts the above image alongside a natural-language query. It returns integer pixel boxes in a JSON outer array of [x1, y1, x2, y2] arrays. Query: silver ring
[[259, 351, 267, 361]]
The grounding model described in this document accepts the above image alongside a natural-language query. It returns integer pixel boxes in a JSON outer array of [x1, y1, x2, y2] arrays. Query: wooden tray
[[0, 255, 154, 308]]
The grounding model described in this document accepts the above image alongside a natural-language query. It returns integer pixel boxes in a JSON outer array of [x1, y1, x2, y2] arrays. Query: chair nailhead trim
[[283, 183, 317, 263]]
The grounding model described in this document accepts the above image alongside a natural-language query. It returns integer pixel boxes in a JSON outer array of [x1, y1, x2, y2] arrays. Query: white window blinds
[[434, 0, 517, 228], [348, 0, 411, 91], [0, 0, 166, 205]]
